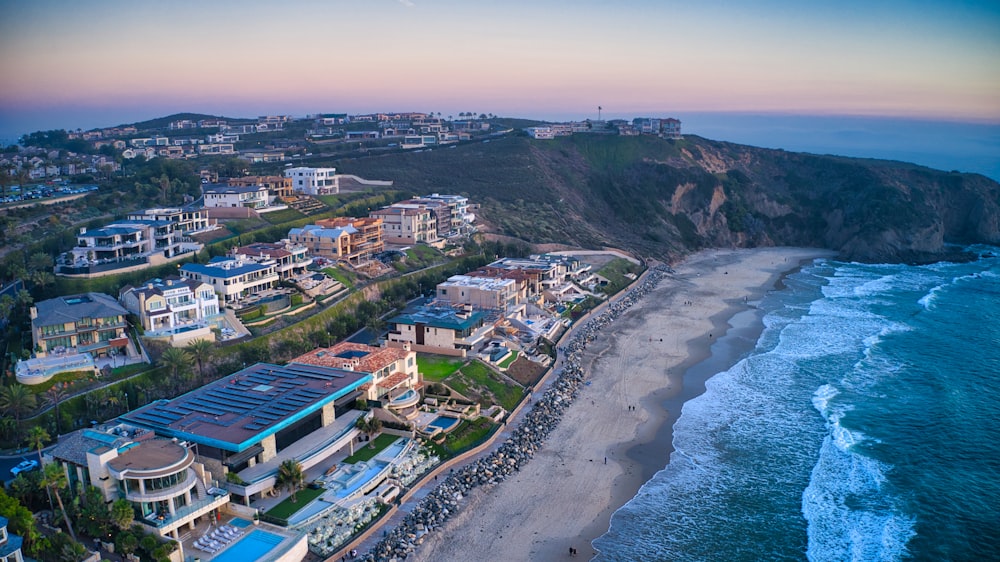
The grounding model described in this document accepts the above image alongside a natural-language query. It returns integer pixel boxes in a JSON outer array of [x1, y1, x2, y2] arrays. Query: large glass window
[[143, 470, 187, 492]]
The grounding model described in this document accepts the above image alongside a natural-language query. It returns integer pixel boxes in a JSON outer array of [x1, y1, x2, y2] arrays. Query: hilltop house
[[126, 207, 218, 236], [119, 276, 220, 345], [30, 293, 130, 359], [283, 167, 338, 195], [386, 305, 493, 357], [288, 218, 384, 265], [369, 206, 439, 246], [292, 341, 421, 411], [228, 240, 312, 279], [119, 361, 368, 507], [47, 423, 230, 541], [202, 184, 269, 210], [180, 257, 279, 304], [0, 516, 26, 562]]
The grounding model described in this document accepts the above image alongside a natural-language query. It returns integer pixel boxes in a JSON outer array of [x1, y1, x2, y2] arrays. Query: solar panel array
[[127, 362, 354, 434]]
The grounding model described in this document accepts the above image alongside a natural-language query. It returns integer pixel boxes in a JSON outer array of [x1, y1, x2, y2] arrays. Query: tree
[[41, 462, 78, 542], [355, 415, 383, 448], [0, 384, 37, 425], [45, 383, 69, 434], [275, 459, 305, 503], [158, 347, 192, 394], [186, 339, 214, 383], [110, 498, 135, 531], [27, 426, 49, 464]]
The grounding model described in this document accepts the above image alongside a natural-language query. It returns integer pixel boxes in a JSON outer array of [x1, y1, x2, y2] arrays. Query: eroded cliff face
[[345, 133, 1000, 263], [583, 138, 1000, 263]]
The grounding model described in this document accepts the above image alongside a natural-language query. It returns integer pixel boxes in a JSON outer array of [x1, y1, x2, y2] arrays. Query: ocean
[[593, 247, 1000, 561]]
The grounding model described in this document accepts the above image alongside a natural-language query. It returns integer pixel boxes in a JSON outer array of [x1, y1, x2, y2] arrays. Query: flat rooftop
[[121, 362, 370, 452]]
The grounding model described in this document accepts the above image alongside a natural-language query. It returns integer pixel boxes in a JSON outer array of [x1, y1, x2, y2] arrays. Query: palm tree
[[105, 393, 121, 415], [186, 339, 214, 383], [0, 384, 37, 425], [42, 462, 78, 542], [275, 459, 305, 503], [46, 383, 69, 434], [0, 416, 16, 442], [110, 498, 134, 531], [355, 415, 383, 448], [27, 425, 49, 464], [159, 347, 192, 394]]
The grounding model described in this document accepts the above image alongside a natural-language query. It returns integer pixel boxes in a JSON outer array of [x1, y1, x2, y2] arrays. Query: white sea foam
[[917, 284, 945, 310], [803, 431, 915, 562]]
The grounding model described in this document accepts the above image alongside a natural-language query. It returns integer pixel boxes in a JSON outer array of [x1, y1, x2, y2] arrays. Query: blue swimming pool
[[428, 416, 460, 431], [229, 517, 251, 528], [212, 529, 283, 562], [331, 461, 388, 499]]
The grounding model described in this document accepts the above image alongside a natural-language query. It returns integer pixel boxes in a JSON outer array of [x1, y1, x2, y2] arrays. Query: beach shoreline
[[408, 247, 835, 561]]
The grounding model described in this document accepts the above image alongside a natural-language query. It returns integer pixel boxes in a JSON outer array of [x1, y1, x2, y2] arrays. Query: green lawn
[[418, 356, 465, 382], [265, 486, 326, 519], [451, 361, 524, 411], [440, 417, 496, 455], [321, 267, 355, 290], [462, 361, 524, 410], [343, 434, 397, 463], [262, 208, 305, 224], [497, 350, 519, 369]]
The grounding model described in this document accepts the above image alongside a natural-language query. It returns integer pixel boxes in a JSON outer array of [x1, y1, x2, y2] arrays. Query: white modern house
[[126, 208, 218, 236], [284, 167, 339, 195], [202, 184, 269, 209], [180, 257, 279, 304]]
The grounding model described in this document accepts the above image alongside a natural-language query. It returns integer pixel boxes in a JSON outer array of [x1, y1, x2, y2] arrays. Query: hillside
[[335, 134, 1000, 263]]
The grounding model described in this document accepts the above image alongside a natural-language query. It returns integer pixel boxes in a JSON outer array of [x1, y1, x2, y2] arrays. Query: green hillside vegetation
[[336, 133, 999, 263]]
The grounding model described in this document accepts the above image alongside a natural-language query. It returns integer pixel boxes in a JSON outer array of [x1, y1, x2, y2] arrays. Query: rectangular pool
[[428, 416, 460, 431], [211, 529, 283, 562]]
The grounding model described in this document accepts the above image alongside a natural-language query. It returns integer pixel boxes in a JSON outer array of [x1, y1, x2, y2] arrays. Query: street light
[[124, 393, 129, 413]]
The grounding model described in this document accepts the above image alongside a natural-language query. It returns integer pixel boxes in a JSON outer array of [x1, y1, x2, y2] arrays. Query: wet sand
[[407, 247, 834, 561]]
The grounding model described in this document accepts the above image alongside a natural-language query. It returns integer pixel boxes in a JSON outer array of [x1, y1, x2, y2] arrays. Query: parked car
[[10, 459, 38, 475]]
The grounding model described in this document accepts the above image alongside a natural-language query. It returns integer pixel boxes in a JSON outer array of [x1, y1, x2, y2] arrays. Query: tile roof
[[291, 342, 409, 375]]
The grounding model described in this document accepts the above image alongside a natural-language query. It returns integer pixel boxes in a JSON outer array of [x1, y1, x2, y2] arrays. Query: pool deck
[[179, 518, 304, 562]]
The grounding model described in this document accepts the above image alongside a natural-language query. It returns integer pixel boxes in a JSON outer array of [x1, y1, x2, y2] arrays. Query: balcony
[[123, 469, 198, 504], [141, 490, 230, 532]]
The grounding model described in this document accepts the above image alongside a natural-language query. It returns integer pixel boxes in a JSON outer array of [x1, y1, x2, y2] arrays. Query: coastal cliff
[[343, 134, 1000, 263]]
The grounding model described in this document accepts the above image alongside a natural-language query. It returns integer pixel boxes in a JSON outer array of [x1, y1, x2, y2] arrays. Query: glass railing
[[142, 492, 229, 529]]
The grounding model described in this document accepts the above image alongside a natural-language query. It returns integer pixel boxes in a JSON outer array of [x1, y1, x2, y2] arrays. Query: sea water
[[593, 247, 1000, 561]]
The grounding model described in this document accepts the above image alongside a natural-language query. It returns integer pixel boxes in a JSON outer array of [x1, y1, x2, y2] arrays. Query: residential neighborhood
[[0, 110, 664, 562]]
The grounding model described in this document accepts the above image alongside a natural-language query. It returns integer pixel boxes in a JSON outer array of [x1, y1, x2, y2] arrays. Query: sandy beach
[[407, 247, 835, 561]]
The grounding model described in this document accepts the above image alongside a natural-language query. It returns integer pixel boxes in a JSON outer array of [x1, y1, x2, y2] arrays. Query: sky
[[1, 0, 998, 175]]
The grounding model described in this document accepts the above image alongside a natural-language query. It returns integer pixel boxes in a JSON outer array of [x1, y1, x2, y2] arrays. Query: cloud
[[398, 0, 414, 6]]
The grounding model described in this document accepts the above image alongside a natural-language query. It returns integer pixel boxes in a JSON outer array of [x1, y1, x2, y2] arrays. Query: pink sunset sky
[[0, 0, 998, 138]]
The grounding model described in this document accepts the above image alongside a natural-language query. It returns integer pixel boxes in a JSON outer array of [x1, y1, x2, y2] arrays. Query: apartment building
[[180, 257, 279, 304], [284, 167, 338, 195]]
